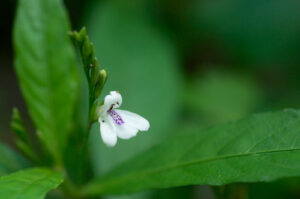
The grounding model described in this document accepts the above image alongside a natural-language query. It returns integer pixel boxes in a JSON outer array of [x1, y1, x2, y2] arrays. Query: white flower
[[97, 91, 150, 147]]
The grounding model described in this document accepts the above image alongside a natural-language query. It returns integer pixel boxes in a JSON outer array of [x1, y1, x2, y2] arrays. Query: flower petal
[[99, 118, 117, 147], [115, 124, 138, 140], [103, 91, 122, 111], [116, 110, 150, 131]]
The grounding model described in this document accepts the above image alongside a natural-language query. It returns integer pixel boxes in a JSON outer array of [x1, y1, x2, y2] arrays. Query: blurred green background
[[1, 0, 299, 198]]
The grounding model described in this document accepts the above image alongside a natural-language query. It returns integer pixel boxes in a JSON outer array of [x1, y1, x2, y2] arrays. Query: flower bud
[[68, 31, 80, 44], [82, 36, 93, 65], [94, 69, 108, 98], [78, 27, 87, 42], [91, 58, 100, 86]]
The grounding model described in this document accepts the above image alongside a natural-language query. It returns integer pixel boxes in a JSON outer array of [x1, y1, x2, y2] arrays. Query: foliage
[[0, 168, 63, 199], [82, 110, 300, 195], [0, 0, 298, 198], [13, 0, 79, 165]]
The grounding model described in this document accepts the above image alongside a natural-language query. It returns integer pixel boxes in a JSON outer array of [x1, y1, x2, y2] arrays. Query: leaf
[[11, 108, 30, 144], [13, 0, 78, 162], [83, 109, 300, 195], [0, 168, 63, 199], [0, 142, 29, 176], [11, 108, 39, 163], [84, 1, 181, 174]]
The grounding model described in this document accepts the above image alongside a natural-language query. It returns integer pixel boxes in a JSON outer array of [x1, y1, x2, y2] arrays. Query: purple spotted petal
[[107, 110, 124, 125]]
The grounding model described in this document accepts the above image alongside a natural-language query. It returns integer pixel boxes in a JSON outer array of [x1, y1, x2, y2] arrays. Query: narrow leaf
[[0, 168, 63, 199], [83, 110, 300, 195], [11, 108, 30, 144], [11, 108, 38, 163], [13, 0, 78, 162]]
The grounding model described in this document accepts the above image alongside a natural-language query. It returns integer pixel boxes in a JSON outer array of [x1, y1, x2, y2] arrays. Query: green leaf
[[13, 0, 78, 162], [0, 168, 63, 199], [0, 142, 29, 176], [11, 108, 30, 144], [83, 109, 300, 195], [84, 0, 181, 175], [11, 108, 39, 163]]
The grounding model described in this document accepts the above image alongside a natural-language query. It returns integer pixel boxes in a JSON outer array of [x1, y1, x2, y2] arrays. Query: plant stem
[[77, 81, 96, 185], [68, 29, 104, 197]]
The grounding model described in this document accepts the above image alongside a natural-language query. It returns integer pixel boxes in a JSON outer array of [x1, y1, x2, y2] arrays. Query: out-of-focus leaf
[[0, 142, 29, 176], [13, 0, 78, 162], [11, 108, 38, 163], [84, 1, 181, 174], [190, 0, 300, 66], [11, 108, 29, 144], [184, 70, 262, 124], [83, 110, 300, 195], [0, 168, 63, 199]]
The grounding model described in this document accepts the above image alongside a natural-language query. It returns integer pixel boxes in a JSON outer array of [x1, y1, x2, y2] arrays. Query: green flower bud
[[91, 58, 100, 86], [94, 69, 108, 98], [90, 43, 95, 61], [82, 36, 92, 65], [78, 27, 87, 42], [68, 31, 80, 44]]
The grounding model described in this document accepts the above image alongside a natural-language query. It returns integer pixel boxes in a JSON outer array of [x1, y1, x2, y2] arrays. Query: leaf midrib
[[94, 147, 300, 191], [0, 169, 62, 199], [14, 171, 58, 199], [42, 0, 62, 155]]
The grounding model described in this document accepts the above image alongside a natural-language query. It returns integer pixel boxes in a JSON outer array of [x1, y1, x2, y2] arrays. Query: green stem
[[77, 79, 96, 185], [68, 29, 104, 197], [77, 121, 93, 185]]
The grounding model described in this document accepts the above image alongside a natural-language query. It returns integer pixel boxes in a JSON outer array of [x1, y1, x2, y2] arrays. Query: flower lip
[[108, 109, 125, 125], [98, 91, 150, 147]]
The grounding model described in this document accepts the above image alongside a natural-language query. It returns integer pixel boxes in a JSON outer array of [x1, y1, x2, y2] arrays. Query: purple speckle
[[107, 110, 124, 125]]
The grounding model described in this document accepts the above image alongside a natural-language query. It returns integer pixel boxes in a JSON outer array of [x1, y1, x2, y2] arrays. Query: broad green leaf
[[13, 0, 78, 161], [0, 168, 63, 199], [83, 110, 300, 195], [0, 142, 29, 176], [84, 1, 181, 174]]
